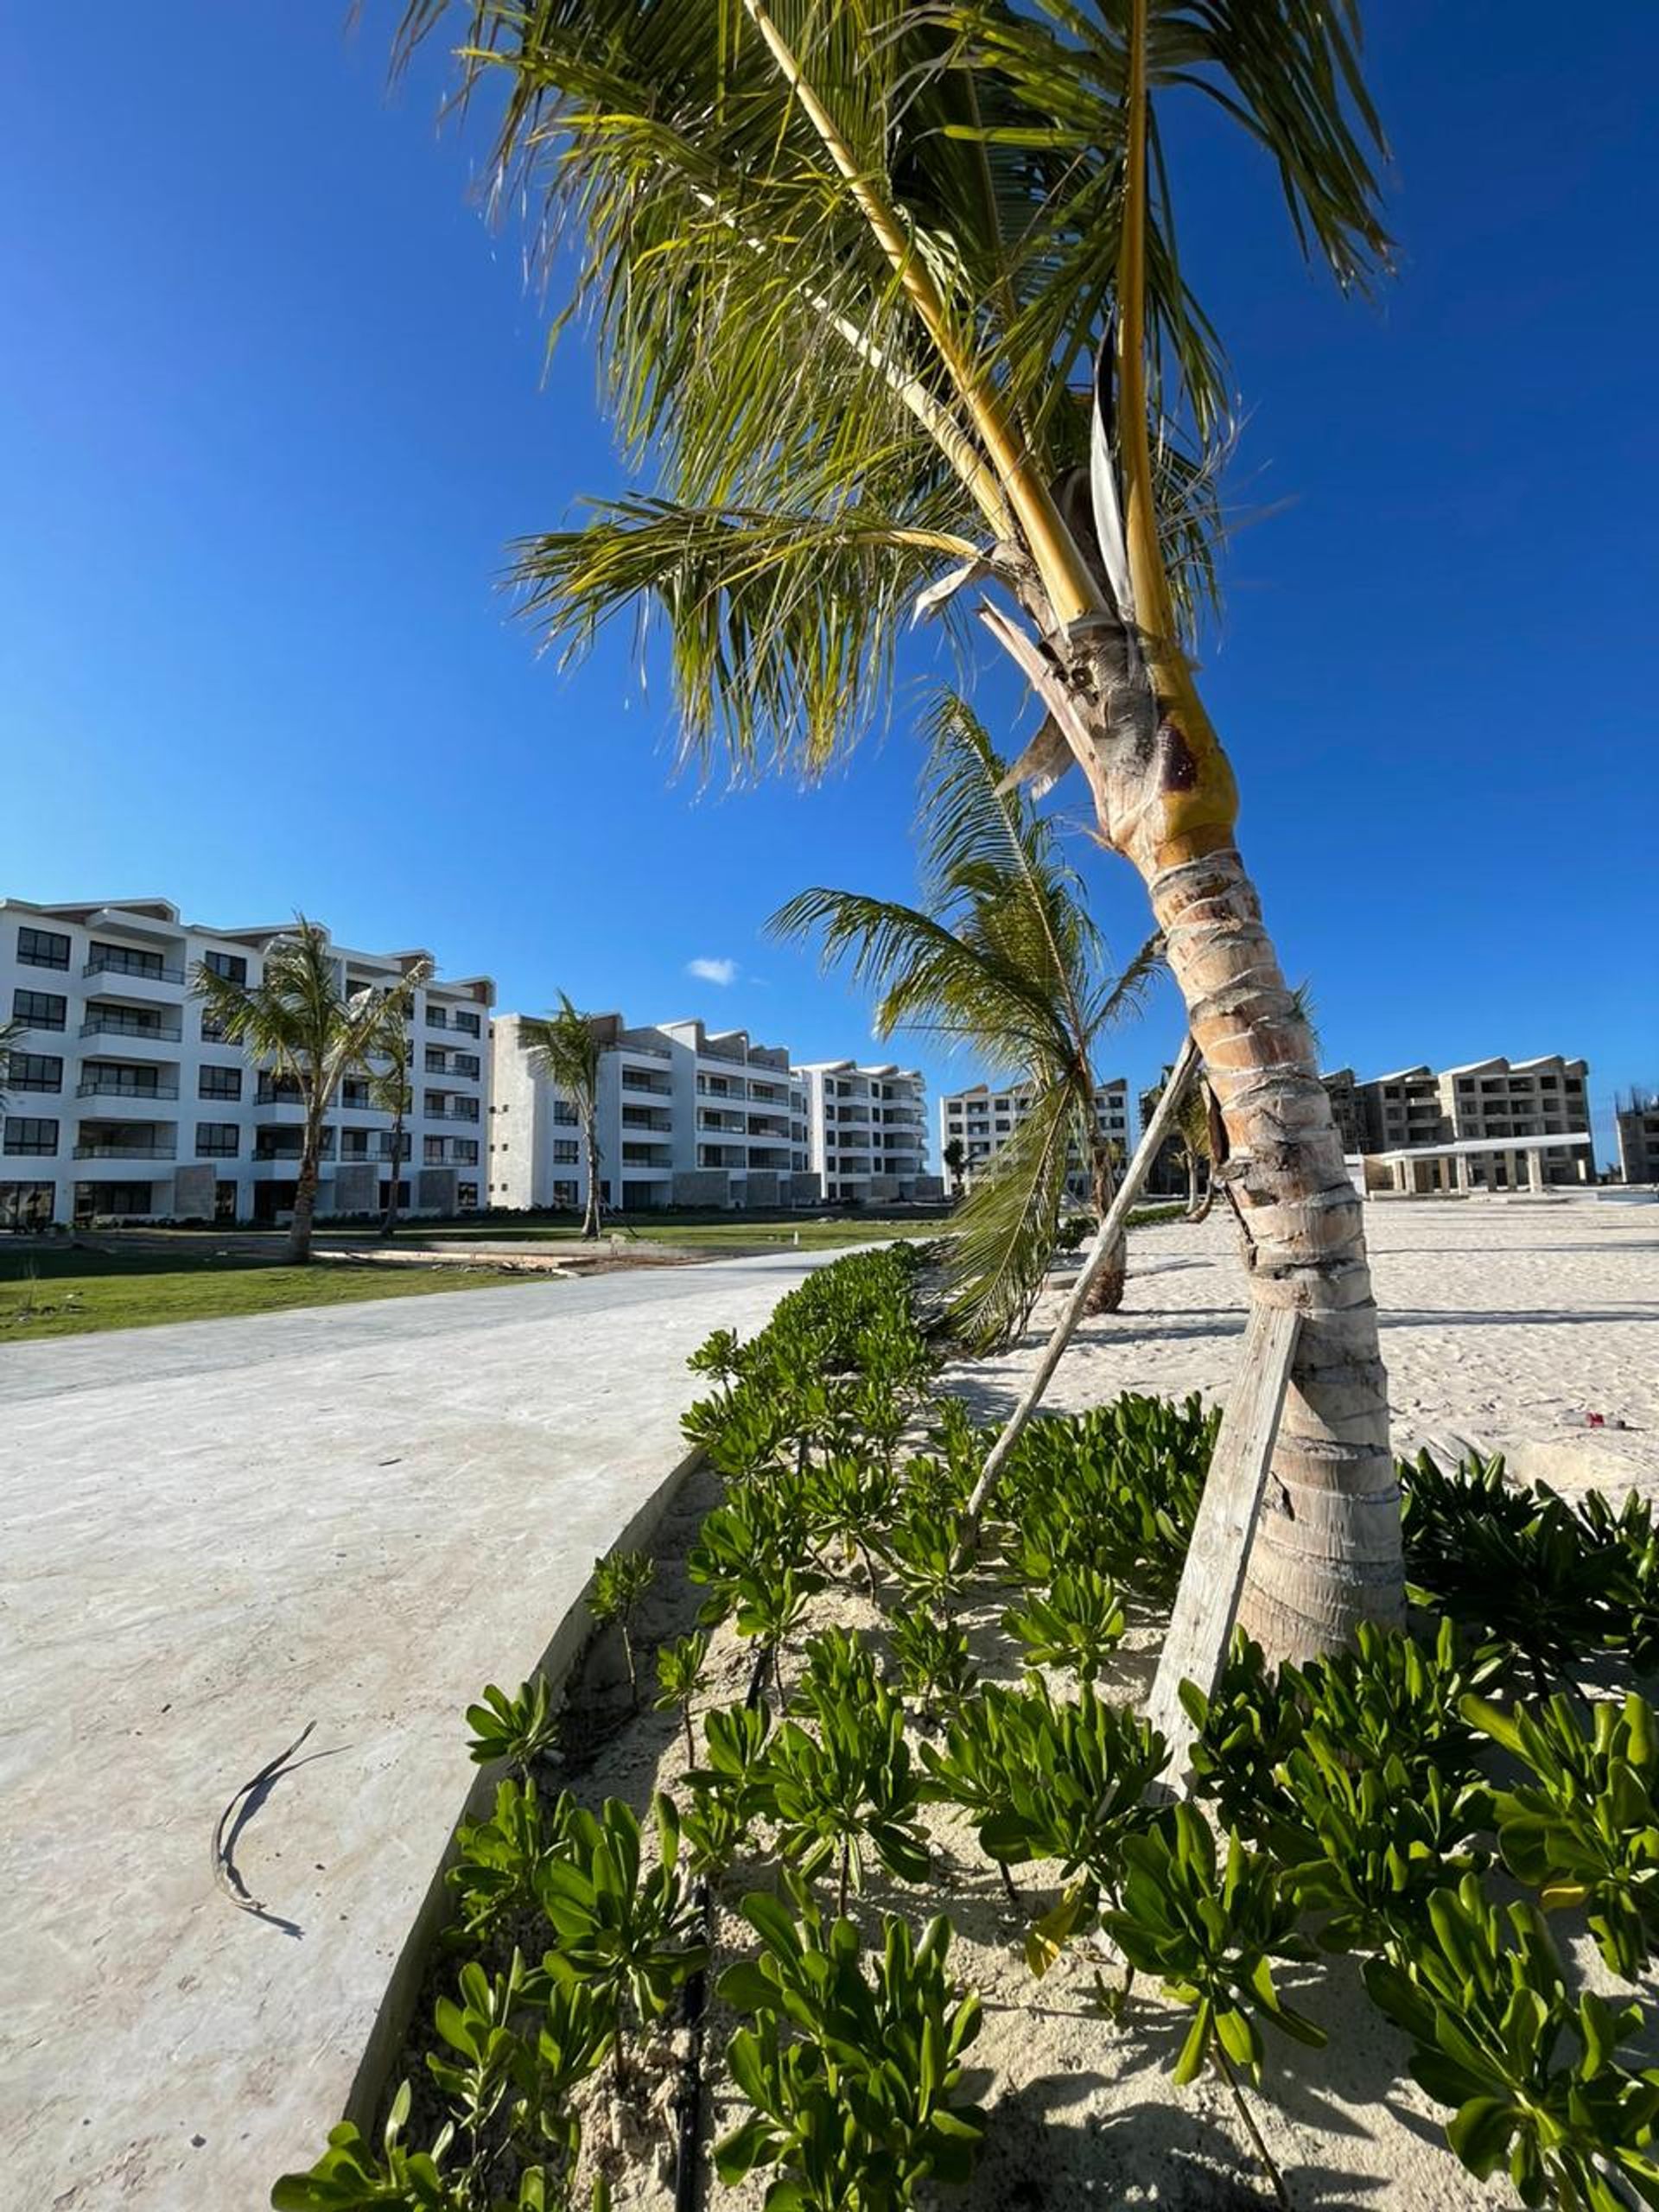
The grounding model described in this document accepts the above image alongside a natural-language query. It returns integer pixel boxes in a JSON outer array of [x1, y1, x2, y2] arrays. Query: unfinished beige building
[[1319, 1055, 1594, 1192], [1615, 1091, 1659, 1185]]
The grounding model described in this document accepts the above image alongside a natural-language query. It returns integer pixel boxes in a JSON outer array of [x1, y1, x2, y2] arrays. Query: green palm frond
[[398, 0, 1392, 776], [946, 1077, 1078, 1345], [520, 994, 601, 1103]]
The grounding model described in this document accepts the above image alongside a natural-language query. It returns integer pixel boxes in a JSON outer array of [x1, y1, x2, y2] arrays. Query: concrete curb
[[341, 1445, 708, 2139]]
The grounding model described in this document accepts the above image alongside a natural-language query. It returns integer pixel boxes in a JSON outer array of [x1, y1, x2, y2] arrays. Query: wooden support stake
[[1144, 1300, 1301, 1791], [957, 1035, 1201, 1553]]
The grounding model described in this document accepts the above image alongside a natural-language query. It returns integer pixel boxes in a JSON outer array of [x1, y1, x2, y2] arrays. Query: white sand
[[959, 1192, 1659, 1502]]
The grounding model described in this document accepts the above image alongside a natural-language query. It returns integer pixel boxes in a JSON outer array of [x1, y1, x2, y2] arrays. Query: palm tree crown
[[773, 694, 1160, 1342]]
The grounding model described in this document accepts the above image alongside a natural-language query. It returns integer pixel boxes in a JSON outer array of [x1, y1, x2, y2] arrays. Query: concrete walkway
[[0, 1251, 840, 2210]]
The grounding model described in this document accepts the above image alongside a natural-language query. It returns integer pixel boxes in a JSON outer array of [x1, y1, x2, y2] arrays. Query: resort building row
[[0, 896, 492, 1232], [490, 1014, 938, 1213], [936, 1079, 1132, 1197], [1319, 1058, 1595, 1192], [0, 896, 938, 1228]]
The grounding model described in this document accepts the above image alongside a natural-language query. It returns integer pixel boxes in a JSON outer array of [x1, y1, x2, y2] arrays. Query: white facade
[[938, 1076, 1129, 1196], [490, 1013, 820, 1213], [0, 896, 493, 1229], [794, 1061, 935, 1204]]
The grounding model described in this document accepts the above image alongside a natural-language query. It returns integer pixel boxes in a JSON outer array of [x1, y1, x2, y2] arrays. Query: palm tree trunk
[[581, 1113, 602, 1240], [289, 1125, 321, 1266], [1136, 836, 1401, 1659], [1185, 1149, 1201, 1216], [1082, 1144, 1125, 1314], [381, 1109, 404, 1239]]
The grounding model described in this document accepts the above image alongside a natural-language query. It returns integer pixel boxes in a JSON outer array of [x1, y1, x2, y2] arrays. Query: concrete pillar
[[1528, 1147, 1546, 1196], [1457, 1151, 1472, 1193], [1395, 1156, 1411, 1195]]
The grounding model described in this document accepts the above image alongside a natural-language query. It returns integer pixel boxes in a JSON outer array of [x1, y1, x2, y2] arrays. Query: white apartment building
[[490, 1013, 819, 1212], [794, 1061, 935, 1204], [0, 895, 493, 1230], [939, 1077, 1130, 1196]]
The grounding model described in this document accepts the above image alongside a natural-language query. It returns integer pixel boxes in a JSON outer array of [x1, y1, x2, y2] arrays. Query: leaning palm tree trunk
[[1082, 1137, 1124, 1314], [289, 1113, 325, 1266], [581, 1111, 602, 1240]]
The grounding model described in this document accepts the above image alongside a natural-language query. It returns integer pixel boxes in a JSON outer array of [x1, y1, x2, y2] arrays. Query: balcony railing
[[79, 1014, 183, 1042], [77, 1080, 179, 1100], [83, 951, 186, 985], [73, 1141, 176, 1160]]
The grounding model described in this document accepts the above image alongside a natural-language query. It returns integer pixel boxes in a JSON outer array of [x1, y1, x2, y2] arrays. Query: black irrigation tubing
[[673, 1640, 774, 2212]]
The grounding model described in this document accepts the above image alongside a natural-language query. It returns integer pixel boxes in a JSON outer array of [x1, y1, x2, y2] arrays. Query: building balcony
[[621, 1144, 673, 1167], [424, 1108, 480, 1125], [621, 1074, 673, 1100], [81, 951, 188, 991], [79, 1011, 183, 1046], [73, 1140, 177, 1160], [75, 1081, 179, 1109], [621, 1109, 673, 1134]]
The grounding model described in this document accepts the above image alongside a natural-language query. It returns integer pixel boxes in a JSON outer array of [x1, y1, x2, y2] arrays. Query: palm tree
[[942, 1137, 967, 1198], [397, 0, 1404, 1657], [519, 995, 604, 1240], [192, 921, 427, 1265], [774, 695, 1160, 1344], [361, 994, 416, 1239], [0, 1018, 26, 1115]]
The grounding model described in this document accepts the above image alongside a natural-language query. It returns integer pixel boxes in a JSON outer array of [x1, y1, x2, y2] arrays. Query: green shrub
[[653, 1630, 712, 1764], [763, 1630, 930, 1910], [537, 1795, 707, 2089], [586, 1549, 654, 1705], [883, 1497, 967, 1611], [448, 1780, 574, 1943], [1181, 1633, 1307, 1844], [684, 1698, 774, 1875], [1102, 1805, 1324, 2088], [1000, 1391, 1217, 1599], [465, 1678, 561, 1776], [1002, 1564, 1127, 1680], [1401, 1450, 1607, 1686], [1364, 1875, 1659, 2208], [885, 1610, 977, 1717], [715, 1889, 985, 2212], [1468, 1689, 1659, 1979]]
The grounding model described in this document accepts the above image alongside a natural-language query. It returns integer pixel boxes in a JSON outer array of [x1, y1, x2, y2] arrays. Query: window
[[552, 1179, 578, 1207], [200, 1013, 226, 1042], [199, 1065, 242, 1101], [203, 949, 247, 985], [454, 1012, 480, 1038], [0, 1180, 54, 1229], [452, 1139, 479, 1165], [18, 925, 70, 970], [73, 1181, 152, 1219], [553, 1140, 579, 1165], [13, 988, 67, 1031], [7, 1052, 62, 1093], [340, 1079, 370, 1109], [451, 1052, 480, 1080], [4, 1116, 60, 1156], [426, 1007, 448, 1028], [195, 1122, 240, 1159], [423, 1137, 445, 1166], [552, 1102, 577, 1125], [458, 1182, 479, 1209]]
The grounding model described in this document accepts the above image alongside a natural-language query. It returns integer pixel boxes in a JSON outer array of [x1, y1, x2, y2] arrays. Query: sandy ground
[[389, 1196, 1659, 2210], [963, 1192, 1659, 1502]]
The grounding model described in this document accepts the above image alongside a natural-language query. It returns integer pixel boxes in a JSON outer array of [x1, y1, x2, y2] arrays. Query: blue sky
[[1, 4, 1652, 1165]]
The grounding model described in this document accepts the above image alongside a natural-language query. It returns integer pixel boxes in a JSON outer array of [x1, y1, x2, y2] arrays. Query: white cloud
[[687, 956, 739, 988]]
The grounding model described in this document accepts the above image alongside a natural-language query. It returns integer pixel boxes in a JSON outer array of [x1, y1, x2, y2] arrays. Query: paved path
[[0, 1251, 838, 2211]]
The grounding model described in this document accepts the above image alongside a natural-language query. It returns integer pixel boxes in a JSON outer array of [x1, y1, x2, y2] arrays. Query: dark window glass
[[13, 988, 67, 1030], [424, 1048, 447, 1073], [458, 1182, 479, 1208], [202, 949, 247, 984], [90, 939, 166, 980], [7, 1052, 63, 1092], [195, 1122, 240, 1158], [18, 925, 71, 969], [452, 1140, 479, 1165], [454, 1012, 480, 1037], [200, 1013, 226, 1043], [199, 1065, 242, 1101], [4, 1116, 60, 1155]]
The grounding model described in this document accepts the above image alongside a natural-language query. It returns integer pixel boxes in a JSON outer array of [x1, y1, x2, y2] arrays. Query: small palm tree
[[361, 995, 416, 1239], [520, 995, 604, 1239], [0, 1017, 27, 1115], [773, 695, 1160, 1345], [942, 1137, 967, 1198], [192, 920, 428, 1264]]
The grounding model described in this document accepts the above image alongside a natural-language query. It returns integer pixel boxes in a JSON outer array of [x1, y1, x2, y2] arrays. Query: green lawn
[[0, 1244, 546, 1343]]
